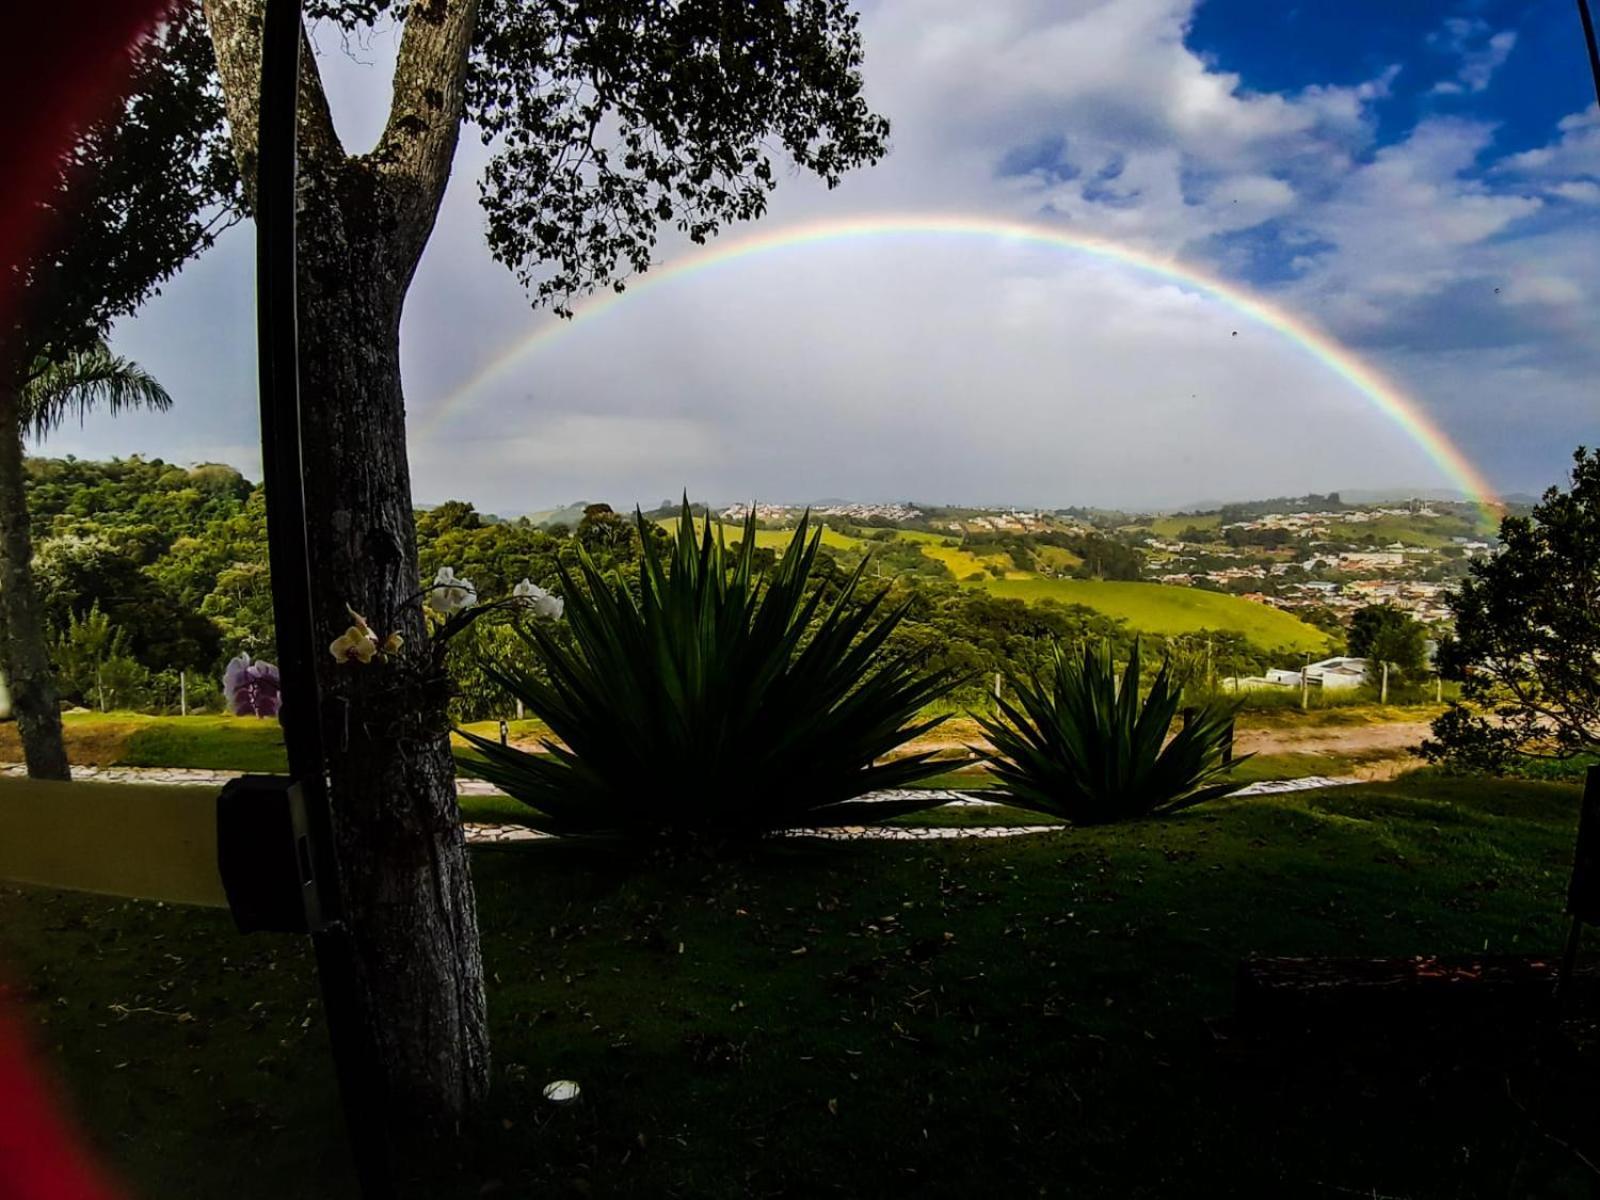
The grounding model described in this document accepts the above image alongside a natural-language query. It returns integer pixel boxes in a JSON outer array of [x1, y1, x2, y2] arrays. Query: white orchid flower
[[512, 577, 564, 620], [428, 566, 478, 615]]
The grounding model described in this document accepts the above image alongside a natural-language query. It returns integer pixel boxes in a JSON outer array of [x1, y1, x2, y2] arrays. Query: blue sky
[[69, 0, 1600, 511]]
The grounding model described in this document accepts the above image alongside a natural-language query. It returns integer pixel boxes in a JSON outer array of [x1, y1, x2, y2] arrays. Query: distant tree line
[[19, 460, 1301, 720]]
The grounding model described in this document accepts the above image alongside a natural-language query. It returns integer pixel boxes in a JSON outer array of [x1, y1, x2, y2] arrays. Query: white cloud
[[1500, 274, 1585, 307], [79, 0, 1593, 512], [1428, 19, 1517, 94], [1501, 109, 1600, 192]]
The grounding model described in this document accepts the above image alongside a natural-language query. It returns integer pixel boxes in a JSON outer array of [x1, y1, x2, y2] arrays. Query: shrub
[[976, 640, 1247, 824], [457, 503, 961, 839]]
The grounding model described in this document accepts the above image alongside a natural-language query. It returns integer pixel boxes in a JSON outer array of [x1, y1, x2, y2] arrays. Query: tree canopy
[[12, 0, 237, 369], [1421, 447, 1600, 770], [1347, 603, 1427, 678], [291, 0, 888, 314]]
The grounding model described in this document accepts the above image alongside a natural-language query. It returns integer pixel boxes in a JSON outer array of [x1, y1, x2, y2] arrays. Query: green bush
[[457, 502, 961, 839], [977, 640, 1247, 824]]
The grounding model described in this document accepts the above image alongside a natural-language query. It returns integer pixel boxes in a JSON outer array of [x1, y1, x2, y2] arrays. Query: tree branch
[[202, 0, 344, 206], [371, 0, 480, 271]]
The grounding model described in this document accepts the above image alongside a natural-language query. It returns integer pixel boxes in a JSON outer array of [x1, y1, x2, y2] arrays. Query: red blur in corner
[[0, 0, 171, 329], [2, 2, 171, 1196], [0, 993, 124, 1200]]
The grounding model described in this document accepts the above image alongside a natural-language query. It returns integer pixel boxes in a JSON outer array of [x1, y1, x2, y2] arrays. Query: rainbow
[[418, 213, 1501, 518]]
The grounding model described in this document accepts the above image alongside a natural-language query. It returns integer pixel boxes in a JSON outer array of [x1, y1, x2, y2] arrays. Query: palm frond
[[23, 341, 172, 440]]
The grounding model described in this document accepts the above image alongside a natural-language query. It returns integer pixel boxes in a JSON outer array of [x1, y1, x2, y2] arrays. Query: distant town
[[713, 493, 1499, 632]]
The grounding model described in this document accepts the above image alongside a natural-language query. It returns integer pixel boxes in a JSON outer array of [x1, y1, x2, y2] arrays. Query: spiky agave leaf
[[457, 499, 964, 838], [975, 640, 1248, 824]]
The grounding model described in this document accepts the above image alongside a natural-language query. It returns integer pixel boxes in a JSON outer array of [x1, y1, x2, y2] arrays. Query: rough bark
[[202, 0, 488, 1135], [0, 369, 70, 780]]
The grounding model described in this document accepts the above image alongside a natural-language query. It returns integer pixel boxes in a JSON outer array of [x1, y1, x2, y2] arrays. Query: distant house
[[1253, 657, 1372, 693], [1306, 656, 1370, 690]]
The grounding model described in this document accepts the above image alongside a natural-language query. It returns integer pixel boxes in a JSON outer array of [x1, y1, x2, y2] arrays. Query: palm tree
[[0, 341, 171, 778]]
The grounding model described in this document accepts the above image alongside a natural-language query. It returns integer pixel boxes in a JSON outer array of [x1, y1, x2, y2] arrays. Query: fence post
[[1380, 661, 1389, 705], [180, 669, 188, 717], [1300, 655, 1310, 711]]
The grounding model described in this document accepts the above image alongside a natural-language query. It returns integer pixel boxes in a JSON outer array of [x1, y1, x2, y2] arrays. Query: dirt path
[[1231, 719, 1431, 758], [895, 715, 1434, 779]]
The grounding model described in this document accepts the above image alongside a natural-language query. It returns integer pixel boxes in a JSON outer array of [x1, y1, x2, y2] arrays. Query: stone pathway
[[1, 763, 1360, 842]]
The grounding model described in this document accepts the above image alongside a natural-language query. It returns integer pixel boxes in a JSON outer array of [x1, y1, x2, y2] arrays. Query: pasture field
[[917, 541, 1024, 580], [1032, 543, 1084, 571], [1322, 517, 1456, 548], [978, 576, 1334, 651], [657, 516, 868, 553], [875, 527, 957, 545]]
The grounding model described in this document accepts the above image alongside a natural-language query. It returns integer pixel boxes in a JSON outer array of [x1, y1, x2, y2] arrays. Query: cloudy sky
[[65, 0, 1600, 512]]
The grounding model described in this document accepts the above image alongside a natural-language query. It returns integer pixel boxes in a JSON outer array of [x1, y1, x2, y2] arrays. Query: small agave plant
[[457, 500, 961, 839], [976, 640, 1248, 824]]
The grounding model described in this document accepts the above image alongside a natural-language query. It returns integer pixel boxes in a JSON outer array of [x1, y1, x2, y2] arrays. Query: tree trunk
[[0, 372, 70, 780], [201, 0, 488, 1143], [296, 180, 489, 1129]]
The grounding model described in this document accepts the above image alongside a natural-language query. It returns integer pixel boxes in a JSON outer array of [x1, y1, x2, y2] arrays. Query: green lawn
[[2, 775, 1591, 1198], [977, 577, 1334, 652]]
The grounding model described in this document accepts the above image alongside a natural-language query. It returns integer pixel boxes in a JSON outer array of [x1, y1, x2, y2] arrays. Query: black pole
[[255, 3, 394, 1194], [1578, 0, 1600, 108]]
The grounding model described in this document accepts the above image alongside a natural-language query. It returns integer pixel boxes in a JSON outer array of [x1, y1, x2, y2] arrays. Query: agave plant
[[976, 640, 1247, 824], [457, 502, 960, 838]]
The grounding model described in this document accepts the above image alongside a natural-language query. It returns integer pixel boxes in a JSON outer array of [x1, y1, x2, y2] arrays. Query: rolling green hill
[[919, 542, 1026, 580], [977, 577, 1334, 651], [657, 517, 1332, 652]]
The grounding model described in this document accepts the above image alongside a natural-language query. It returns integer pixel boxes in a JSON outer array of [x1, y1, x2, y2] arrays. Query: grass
[[0, 713, 569, 774], [658, 516, 868, 554], [977, 577, 1334, 652], [918, 541, 1024, 580], [1, 707, 1431, 780], [1321, 518, 1453, 548], [2, 775, 1592, 1198], [0, 712, 294, 772], [1235, 699, 1442, 728], [1032, 544, 1084, 571]]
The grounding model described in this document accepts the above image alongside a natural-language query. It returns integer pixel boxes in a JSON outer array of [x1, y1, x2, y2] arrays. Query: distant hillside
[[664, 516, 1332, 655], [980, 578, 1333, 653]]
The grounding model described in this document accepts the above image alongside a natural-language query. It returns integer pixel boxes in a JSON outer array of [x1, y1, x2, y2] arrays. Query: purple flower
[[224, 653, 282, 718]]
